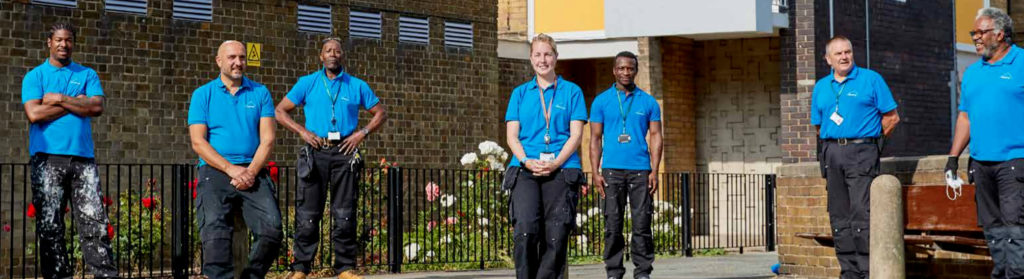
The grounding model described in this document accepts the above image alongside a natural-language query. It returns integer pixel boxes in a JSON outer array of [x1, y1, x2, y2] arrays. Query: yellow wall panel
[[535, 0, 604, 33], [957, 0, 985, 45]]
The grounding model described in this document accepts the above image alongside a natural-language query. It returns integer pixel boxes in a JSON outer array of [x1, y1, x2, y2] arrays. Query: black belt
[[823, 137, 878, 145]]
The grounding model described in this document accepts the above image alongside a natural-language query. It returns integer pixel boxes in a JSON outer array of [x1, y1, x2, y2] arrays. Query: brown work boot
[[337, 270, 364, 279], [287, 271, 308, 279]]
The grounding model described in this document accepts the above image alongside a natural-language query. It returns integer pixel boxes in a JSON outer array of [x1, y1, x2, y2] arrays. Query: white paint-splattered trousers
[[30, 153, 118, 279]]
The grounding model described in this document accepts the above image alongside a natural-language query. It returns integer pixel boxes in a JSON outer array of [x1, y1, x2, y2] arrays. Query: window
[[105, 0, 147, 15], [444, 21, 473, 48], [349, 11, 382, 39], [298, 4, 332, 33], [173, 0, 213, 22], [31, 0, 76, 8]]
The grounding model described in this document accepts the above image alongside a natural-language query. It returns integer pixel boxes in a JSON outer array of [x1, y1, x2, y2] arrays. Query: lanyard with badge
[[616, 89, 636, 143], [538, 81, 557, 162], [830, 82, 846, 126], [321, 70, 343, 141]]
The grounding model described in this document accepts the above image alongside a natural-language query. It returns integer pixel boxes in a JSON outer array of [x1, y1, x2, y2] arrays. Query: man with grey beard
[[947, 7, 1024, 278]]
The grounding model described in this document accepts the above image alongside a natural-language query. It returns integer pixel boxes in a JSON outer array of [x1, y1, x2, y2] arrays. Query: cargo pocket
[[502, 166, 521, 191], [819, 142, 829, 179], [297, 146, 313, 180], [562, 169, 583, 229], [832, 226, 856, 254]]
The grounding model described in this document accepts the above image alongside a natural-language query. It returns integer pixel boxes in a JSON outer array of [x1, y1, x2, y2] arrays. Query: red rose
[[141, 197, 154, 209], [458, 210, 466, 217], [26, 204, 36, 218], [3, 224, 10, 232], [268, 162, 279, 184], [64, 206, 70, 213], [102, 196, 114, 206], [107, 224, 115, 239]]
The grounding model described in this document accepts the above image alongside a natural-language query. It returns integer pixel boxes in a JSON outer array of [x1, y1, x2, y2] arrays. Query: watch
[[359, 128, 370, 136]]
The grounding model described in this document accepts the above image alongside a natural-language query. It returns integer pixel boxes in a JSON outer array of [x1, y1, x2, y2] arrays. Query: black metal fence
[[1, 163, 776, 278]]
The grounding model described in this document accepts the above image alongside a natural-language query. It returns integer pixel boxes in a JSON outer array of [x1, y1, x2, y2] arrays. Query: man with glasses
[[589, 51, 663, 279], [811, 35, 900, 279], [946, 7, 1024, 277], [276, 37, 387, 279]]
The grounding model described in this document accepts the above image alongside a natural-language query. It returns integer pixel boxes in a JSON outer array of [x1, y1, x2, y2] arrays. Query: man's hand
[[300, 130, 324, 149], [945, 156, 959, 175], [340, 130, 366, 155], [648, 172, 659, 195], [227, 165, 255, 190], [593, 174, 607, 198], [42, 93, 65, 106]]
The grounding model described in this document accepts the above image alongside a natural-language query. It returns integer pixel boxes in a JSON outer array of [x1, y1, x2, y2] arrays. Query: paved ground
[[362, 252, 779, 279]]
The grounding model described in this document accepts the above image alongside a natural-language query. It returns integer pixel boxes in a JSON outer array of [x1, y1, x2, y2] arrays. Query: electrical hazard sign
[[246, 42, 261, 67]]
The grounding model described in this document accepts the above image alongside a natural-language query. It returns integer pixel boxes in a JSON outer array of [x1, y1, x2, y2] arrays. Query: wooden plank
[[903, 185, 982, 232]]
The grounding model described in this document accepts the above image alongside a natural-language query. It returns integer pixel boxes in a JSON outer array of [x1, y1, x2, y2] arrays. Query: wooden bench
[[796, 184, 988, 255]]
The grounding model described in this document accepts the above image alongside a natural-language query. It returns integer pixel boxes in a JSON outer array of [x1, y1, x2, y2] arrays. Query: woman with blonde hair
[[502, 33, 588, 279]]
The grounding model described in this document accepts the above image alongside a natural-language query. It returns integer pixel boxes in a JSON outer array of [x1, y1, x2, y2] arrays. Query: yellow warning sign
[[246, 42, 261, 67]]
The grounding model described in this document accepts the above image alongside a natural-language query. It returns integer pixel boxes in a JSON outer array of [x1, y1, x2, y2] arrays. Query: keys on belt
[[824, 137, 878, 145]]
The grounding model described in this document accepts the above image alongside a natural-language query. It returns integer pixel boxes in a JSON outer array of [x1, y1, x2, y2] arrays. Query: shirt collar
[[323, 68, 347, 81], [215, 75, 251, 92], [828, 65, 860, 84], [43, 59, 76, 72], [983, 45, 1021, 66], [529, 75, 563, 90], [610, 83, 643, 97]]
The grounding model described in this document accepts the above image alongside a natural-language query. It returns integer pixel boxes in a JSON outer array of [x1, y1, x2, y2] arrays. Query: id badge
[[830, 111, 844, 126], [618, 134, 631, 143], [328, 132, 342, 141], [539, 152, 556, 162]]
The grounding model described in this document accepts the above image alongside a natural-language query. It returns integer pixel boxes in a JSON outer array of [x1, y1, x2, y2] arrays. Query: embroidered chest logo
[[554, 104, 566, 110], [246, 101, 256, 109], [1001, 72, 1013, 80], [846, 91, 858, 97]]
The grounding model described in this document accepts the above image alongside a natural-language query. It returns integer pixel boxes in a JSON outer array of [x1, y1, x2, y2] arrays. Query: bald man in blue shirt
[[188, 40, 282, 279]]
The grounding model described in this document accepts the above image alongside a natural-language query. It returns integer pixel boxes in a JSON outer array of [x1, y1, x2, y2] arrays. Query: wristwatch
[[359, 128, 370, 136]]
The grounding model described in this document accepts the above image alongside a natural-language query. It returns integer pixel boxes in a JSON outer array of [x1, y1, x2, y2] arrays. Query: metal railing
[[1, 163, 776, 278]]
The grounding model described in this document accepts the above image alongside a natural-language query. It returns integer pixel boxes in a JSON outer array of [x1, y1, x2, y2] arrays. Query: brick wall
[[659, 37, 698, 172], [695, 38, 782, 174], [776, 156, 994, 278], [497, 0, 527, 41], [779, 0, 817, 164], [0, 0, 500, 168]]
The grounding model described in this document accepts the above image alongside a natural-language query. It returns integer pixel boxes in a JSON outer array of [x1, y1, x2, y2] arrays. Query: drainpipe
[[865, 0, 870, 68]]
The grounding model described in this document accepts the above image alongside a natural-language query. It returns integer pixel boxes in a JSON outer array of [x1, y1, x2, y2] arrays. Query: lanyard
[[321, 70, 341, 129], [616, 89, 635, 134], [831, 82, 846, 113], [538, 80, 557, 147]]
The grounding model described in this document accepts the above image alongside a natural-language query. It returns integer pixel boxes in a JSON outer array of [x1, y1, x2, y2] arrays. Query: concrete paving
[[362, 252, 779, 279]]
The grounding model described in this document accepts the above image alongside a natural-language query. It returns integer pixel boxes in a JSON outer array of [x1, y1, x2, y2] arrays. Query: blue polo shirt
[[590, 85, 661, 170], [21, 60, 104, 158], [811, 65, 898, 139], [285, 69, 379, 137], [960, 45, 1024, 161], [505, 76, 588, 169], [187, 76, 275, 165]]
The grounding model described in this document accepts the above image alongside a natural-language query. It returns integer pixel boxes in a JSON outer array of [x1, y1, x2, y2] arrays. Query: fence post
[[764, 174, 777, 252], [681, 173, 693, 257], [171, 165, 191, 279], [387, 167, 403, 273]]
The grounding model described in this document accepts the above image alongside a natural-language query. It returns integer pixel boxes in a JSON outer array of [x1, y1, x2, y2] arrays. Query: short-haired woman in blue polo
[[503, 33, 588, 279]]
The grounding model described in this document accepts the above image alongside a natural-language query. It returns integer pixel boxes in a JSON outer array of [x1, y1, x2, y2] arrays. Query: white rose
[[479, 218, 489, 226], [479, 141, 504, 156], [587, 207, 601, 217], [440, 194, 457, 207], [476, 206, 483, 215], [405, 243, 420, 260], [460, 152, 478, 166], [576, 214, 588, 226], [442, 235, 452, 243], [487, 156, 504, 170]]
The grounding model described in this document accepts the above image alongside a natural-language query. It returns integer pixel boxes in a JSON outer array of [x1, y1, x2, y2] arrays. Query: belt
[[823, 137, 878, 145]]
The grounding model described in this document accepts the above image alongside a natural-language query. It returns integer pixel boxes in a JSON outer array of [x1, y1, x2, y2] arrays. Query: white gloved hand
[[945, 170, 964, 200]]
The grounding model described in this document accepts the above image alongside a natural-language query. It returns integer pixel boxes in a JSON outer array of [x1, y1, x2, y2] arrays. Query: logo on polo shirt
[[635, 110, 645, 115], [1001, 72, 1013, 80], [555, 104, 566, 110], [70, 80, 82, 86], [246, 101, 256, 109], [846, 91, 858, 97]]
